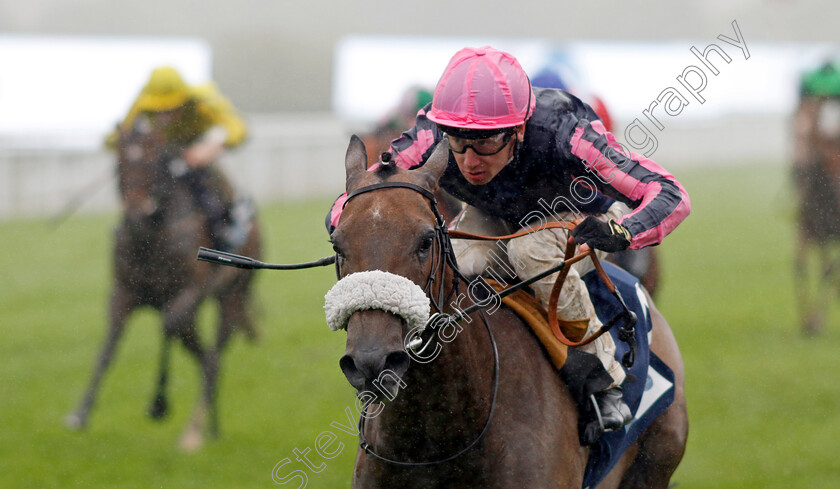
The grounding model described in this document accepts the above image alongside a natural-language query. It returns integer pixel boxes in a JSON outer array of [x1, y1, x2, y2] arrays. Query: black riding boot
[[559, 348, 633, 446], [590, 386, 633, 434], [180, 167, 232, 251]]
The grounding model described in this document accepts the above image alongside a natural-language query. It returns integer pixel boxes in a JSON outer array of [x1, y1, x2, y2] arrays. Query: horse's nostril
[[339, 355, 366, 390], [383, 351, 410, 377], [141, 198, 159, 216], [125, 197, 159, 222]]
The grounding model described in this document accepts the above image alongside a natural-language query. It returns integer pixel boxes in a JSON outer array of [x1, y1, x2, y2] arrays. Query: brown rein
[[447, 219, 619, 348]]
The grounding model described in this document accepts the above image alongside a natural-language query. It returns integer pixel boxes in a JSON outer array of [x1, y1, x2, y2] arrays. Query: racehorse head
[[116, 116, 179, 228], [328, 136, 450, 397]]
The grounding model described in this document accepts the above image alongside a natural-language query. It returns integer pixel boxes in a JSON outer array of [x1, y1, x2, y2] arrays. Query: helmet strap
[[509, 137, 522, 167], [523, 76, 533, 122]]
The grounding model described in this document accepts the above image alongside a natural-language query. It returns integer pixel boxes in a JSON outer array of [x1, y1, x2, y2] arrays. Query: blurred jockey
[[375, 86, 435, 139], [107, 66, 250, 251], [363, 86, 434, 168], [793, 60, 840, 183], [327, 46, 690, 444], [531, 66, 614, 133]]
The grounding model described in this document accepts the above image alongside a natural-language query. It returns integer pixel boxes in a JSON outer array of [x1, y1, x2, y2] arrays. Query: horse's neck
[[166, 183, 200, 219]]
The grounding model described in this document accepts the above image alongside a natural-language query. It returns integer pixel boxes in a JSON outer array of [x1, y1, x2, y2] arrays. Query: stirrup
[[590, 390, 633, 433], [590, 393, 607, 433]]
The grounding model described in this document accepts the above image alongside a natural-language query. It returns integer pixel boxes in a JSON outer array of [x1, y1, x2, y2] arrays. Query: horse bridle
[[342, 180, 502, 467], [343, 181, 467, 311]]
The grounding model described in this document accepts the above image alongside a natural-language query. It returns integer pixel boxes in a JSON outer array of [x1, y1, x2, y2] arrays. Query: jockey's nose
[[463, 148, 482, 168]]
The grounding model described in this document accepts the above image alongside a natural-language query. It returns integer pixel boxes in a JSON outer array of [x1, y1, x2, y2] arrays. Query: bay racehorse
[[65, 118, 261, 450], [793, 94, 840, 334], [327, 135, 687, 488]]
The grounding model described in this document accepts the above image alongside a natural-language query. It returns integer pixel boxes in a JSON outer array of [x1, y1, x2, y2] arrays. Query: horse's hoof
[[240, 321, 260, 344], [802, 317, 823, 337], [65, 413, 87, 430], [148, 396, 168, 420], [179, 427, 204, 452]]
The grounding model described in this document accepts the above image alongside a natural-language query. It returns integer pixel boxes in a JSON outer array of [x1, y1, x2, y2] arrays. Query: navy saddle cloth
[[580, 262, 676, 489]]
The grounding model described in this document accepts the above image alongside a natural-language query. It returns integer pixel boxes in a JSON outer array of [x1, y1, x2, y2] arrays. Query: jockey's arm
[[182, 126, 228, 169], [183, 85, 248, 169], [565, 118, 691, 249]]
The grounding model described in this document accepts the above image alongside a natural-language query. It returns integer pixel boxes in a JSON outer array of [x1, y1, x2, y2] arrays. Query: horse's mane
[[372, 161, 399, 179]]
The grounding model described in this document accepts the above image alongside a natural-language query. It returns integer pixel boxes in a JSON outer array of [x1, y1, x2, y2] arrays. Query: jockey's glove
[[571, 217, 632, 252]]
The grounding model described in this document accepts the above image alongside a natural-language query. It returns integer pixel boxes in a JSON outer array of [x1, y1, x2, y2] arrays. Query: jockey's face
[[451, 125, 525, 185]]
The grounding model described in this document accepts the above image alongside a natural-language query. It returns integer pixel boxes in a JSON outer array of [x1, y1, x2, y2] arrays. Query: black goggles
[[445, 130, 514, 156]]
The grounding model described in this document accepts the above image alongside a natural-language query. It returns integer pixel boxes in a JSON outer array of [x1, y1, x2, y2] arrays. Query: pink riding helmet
[[427, 46, 536, 131]]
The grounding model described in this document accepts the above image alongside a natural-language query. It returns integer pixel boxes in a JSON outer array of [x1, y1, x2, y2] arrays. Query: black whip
[[197, 247, 336, 270]]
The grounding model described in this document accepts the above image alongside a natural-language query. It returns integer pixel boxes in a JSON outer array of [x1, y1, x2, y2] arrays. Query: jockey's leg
[[180, 164, 236, 250], [507, 218, 627, 385], [449, 203, 633, 444], [448, 205, 517, 281], [507, 204, 632, 444]]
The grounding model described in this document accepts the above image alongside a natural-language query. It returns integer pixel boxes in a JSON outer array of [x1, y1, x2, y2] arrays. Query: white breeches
[[449, 202, 630, 387]]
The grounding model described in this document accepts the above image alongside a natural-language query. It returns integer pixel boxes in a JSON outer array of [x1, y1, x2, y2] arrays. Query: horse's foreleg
[[794, 241, 814, 333], [66, 286, 135, 430], [162, 288, 210, 450], [202, 292, 246, 437], [801, 244, 839, 335], [148, 335, 173, 419], [808, 244, 840, 335], [178, 326, 213, 451]]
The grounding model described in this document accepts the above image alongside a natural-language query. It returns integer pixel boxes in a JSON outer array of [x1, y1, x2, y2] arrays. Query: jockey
[[531, 66, 615, 133], [107, 66, 249, 251], [794, 60, 840, 180], [363, 86, 434, 168], [374, 85, 434, 137], [327, 46, 690, 444]]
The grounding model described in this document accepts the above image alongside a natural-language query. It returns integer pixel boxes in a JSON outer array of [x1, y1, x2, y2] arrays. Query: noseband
[[343, 181, 466, 313]]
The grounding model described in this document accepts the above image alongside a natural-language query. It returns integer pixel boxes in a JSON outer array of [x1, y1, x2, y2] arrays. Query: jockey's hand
[[571, 217, 632, 252], [182, 141, 224, 169], [182, 127, 228, 169]]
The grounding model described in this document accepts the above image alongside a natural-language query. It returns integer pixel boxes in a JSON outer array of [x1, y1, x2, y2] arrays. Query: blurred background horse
[[792, 61, 840, 335], [65, 117, 261, 450]]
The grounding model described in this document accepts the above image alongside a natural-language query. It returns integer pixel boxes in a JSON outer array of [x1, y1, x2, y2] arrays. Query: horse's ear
[[345, 135, 368, 192], [415, 139, 450, 190]]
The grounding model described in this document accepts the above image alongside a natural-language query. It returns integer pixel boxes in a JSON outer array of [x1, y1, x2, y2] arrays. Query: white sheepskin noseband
[[324, 270, 430, 332]]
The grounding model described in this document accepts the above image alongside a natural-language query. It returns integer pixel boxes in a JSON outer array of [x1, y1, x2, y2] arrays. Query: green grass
[[657, 165, 840, 489], [1, 164, 838, 488]]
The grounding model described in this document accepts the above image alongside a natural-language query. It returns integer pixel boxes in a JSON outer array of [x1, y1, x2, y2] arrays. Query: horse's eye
[[330, 238, 345, 259], [418, 235, 434, 255]]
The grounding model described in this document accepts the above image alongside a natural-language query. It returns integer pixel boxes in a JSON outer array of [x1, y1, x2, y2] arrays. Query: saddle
[[484, 279, 587, 370]]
